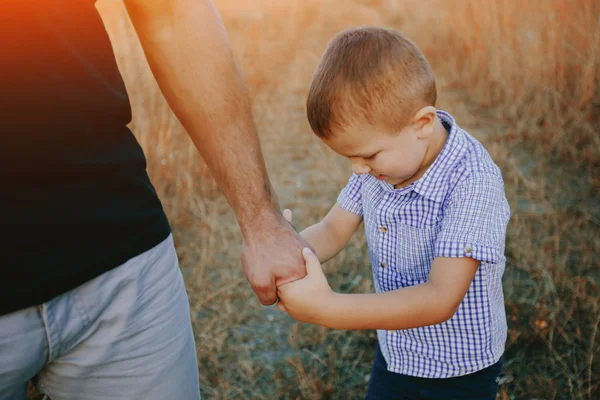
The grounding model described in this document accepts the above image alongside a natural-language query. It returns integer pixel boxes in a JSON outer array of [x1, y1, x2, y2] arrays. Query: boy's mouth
[[376, 174, 386, 180]]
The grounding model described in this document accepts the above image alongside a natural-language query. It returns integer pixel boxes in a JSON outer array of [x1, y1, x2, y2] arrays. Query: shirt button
[[380, 262, 387, 268], [464, 245, 473, 255], [380, 226, 387, 233]]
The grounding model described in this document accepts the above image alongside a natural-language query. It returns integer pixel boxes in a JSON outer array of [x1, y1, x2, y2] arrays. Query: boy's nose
[[351, 160, 371, 175]]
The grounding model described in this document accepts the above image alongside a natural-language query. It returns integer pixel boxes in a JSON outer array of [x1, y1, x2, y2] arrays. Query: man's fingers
[[282, 208, 293, 223], [255, 281, 278, 306]]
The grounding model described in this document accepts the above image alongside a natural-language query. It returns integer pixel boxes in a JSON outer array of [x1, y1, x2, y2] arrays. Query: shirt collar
[[380, 110, 466, 202]]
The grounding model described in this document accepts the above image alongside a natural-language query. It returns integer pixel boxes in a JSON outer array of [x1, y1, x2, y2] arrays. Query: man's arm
[[278, 252, 480, 330], [286, 204, 362, 263], [122, 0, 307, 304]]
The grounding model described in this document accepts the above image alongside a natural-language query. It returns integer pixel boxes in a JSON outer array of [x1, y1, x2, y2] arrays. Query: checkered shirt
[[337, 111, 510, 378]]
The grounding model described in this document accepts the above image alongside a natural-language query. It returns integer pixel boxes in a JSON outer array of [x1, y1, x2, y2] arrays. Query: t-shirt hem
[[1, 214, 171, 316]]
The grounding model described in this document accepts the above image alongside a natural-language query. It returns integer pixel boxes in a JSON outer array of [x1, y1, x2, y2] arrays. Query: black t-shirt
[[1, 2, 171, 316]]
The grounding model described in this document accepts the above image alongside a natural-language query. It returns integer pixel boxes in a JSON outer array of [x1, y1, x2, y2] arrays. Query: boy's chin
[[371, 174, 405, 187], [387, 177, 411, 188], [382, 176, 400, 185]]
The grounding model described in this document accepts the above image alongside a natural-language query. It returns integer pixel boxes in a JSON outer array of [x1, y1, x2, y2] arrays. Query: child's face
[[323, 120, 431, 189]]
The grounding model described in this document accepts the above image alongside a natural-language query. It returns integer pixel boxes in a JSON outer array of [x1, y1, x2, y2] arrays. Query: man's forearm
[[124, 0, 278, 234], [323, 283, 453, 330]]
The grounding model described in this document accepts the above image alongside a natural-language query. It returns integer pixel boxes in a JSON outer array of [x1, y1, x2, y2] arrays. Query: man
[[0, 1, 307, 399]]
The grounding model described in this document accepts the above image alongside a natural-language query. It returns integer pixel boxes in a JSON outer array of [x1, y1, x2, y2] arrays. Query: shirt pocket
[[395, 223, 440, 283]]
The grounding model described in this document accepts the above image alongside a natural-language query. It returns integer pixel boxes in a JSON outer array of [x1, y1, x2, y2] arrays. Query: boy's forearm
[[300, 220, 347, 263], [322, 283, 453, 330]]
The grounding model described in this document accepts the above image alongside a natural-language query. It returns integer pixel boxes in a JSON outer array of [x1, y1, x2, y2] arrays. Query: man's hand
[[241, 212, 309, 305], [277, 247, 335, 325]]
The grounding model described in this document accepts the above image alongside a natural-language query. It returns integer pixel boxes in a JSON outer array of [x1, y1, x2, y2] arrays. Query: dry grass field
[[91, 1, 600, 398]]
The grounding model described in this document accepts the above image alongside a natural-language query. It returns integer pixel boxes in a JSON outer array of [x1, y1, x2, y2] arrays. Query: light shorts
[[0, 234, 200, 400]]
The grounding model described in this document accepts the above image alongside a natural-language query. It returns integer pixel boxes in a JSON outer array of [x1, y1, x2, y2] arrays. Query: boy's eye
[[366, 153, 378, 160]]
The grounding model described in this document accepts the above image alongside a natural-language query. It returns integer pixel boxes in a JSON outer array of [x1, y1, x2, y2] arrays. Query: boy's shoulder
[[442, 115, 505, 197]]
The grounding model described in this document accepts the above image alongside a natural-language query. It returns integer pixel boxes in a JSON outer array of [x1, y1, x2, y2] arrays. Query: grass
[[85, 1, 600, 398]]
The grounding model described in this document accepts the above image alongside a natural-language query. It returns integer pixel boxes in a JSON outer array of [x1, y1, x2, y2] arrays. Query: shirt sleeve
[[435, 173, 510, 263], [336, 173, 364, 216]]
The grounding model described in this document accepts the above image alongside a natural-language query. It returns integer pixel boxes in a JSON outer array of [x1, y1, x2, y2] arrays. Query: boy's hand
[[276, 248, 335, 325], [282, 208, 293, 224]]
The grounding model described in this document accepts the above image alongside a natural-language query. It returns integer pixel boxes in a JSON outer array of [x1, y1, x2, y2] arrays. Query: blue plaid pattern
[[337, 111, 510, 378]]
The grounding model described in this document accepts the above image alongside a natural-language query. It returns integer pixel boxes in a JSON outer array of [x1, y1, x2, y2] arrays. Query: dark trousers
[[366, 346, 503, 400]]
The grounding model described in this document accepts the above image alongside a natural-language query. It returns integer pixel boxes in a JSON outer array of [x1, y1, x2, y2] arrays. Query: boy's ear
[[411, 106, 437, 138]]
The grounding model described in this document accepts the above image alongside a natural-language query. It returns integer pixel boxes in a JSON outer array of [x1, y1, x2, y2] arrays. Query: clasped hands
[[239, 207, 334, 325], [275, 209, 336, 326]]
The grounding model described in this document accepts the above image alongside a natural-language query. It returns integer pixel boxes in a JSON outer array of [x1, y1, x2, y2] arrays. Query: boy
[[277, 26, 510, 399]]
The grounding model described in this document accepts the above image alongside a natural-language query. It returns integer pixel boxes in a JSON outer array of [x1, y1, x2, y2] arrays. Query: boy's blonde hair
[[306, 26, 437, 138]]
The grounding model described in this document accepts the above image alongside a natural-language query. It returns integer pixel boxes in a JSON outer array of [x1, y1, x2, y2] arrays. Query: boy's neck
[[394, 117, 448, 189]]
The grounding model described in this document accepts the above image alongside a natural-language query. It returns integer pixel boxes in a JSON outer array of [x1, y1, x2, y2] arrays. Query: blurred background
[[93, 1, 599, 399]]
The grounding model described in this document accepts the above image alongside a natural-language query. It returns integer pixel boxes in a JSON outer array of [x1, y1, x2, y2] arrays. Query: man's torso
[[0, 1, 171, 316]]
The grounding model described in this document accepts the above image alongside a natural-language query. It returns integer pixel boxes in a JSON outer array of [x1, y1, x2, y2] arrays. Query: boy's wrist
[[319, 292, 345, 329], [299, 291, 341, 328]]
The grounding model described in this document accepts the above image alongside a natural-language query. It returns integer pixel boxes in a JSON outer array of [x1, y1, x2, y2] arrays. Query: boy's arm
[[328, 172, 508, 330], [278, 251, 479, 330], [280, 172, 508, 328], [324, 256, 479, 330], [293, 204, 362, 263]]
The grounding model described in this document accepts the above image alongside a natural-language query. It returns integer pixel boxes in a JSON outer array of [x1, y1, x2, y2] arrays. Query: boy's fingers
[[277, 301, 287, 312], [282, 209, 293, 223], [302, 247, 322, 275]]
